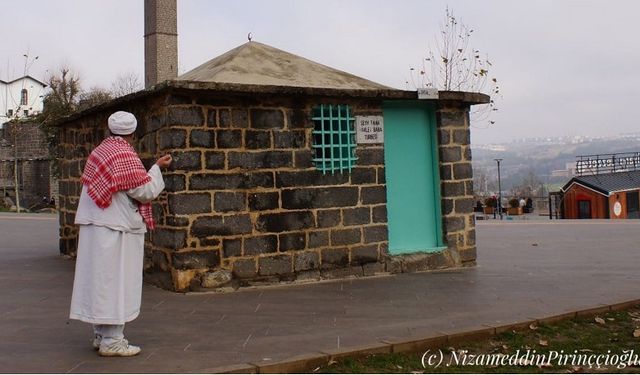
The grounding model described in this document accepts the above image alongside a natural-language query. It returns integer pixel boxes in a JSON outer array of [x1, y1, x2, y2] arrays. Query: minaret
[[144, 0, 178, 88]]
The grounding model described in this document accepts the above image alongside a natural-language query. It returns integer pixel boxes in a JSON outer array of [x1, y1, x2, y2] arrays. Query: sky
[[1, 0, 639, 144]]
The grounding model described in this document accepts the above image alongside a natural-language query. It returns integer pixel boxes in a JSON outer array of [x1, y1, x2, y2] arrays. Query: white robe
[[70, 164, 165, 325]]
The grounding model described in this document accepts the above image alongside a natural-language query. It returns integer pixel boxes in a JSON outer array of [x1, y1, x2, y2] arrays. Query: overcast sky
[[2, 0, 639, 144]]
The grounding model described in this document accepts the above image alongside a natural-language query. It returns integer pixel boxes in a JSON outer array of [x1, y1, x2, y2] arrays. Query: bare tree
[[111, 71, 142, 98], [77, 87, 113, 111], [409, 8, 501, 126]]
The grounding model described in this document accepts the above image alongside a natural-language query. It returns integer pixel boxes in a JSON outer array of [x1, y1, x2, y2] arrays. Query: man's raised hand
[[156, 154, 172, 168]]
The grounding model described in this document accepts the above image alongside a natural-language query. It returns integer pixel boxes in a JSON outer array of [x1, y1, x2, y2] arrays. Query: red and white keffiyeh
[[81, 136, 155, 229]]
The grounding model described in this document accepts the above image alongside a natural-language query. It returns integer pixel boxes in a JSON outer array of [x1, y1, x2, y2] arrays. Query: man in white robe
[[70, 111, 172, 357]]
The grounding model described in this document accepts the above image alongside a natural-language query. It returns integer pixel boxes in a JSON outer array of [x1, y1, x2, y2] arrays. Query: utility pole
[[494, 158, 503, 220]]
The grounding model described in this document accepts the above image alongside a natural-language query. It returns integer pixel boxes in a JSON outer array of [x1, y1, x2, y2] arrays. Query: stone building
[[0, 121, 53, 208], [55, 41, 487, 292]]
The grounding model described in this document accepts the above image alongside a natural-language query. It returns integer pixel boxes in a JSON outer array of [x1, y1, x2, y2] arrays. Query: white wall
[[0, 76, 46, 125]]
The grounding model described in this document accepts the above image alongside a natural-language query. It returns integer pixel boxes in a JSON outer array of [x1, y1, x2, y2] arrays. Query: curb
[[204, 298, 640, 374]]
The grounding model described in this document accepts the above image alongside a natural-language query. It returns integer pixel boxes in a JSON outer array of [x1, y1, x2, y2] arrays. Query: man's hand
[[156, 154, 172, 168]]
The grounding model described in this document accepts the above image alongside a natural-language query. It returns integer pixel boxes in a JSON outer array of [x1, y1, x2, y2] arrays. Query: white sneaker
[[98, 339, 141, 357], [92, 334, 102, 350]]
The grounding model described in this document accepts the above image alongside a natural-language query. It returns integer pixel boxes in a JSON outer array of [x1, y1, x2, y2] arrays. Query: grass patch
[[315, 306, 640, 373]]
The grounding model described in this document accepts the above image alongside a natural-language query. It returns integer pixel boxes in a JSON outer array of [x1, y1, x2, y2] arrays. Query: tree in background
[[409, 7, 500, 126], [111, 71, 143, 98]]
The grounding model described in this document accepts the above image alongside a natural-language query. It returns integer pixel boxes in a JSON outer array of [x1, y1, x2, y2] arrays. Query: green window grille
[[311, 104, 357, 174]]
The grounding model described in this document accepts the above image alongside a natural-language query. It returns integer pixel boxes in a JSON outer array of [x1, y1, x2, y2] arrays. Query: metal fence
[[576, 152, 640, 176]]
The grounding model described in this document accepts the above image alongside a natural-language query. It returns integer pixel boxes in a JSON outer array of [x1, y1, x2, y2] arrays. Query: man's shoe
[[98, 339, 141, 357], [92, 334, 102, 350]]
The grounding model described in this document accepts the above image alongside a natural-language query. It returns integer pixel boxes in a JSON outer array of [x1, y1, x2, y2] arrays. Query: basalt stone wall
[[57, 88, 480, 292], [57, 90, 389, 292], [436, 100, 476, 265]]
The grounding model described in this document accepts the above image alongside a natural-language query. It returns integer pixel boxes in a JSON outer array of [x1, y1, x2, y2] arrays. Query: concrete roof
[[177, 41, 394, 90]]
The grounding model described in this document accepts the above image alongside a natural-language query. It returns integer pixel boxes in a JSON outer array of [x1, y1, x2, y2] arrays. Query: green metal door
[[383, 101, 443, 254]]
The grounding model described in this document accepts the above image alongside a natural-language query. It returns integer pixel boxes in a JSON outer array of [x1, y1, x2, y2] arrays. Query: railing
[[575, 152, 640, 176]]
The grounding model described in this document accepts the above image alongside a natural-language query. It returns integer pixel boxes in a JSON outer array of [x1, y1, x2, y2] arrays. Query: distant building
[[559, 153, 640, 219], [0, 75, 47, 125]]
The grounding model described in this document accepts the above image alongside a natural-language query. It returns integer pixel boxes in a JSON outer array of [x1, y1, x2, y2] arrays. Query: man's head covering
[[108, 111, 137, 135]]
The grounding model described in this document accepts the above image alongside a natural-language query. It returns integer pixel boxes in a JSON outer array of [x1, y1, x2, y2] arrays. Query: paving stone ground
[[1, 213, 639, 373]]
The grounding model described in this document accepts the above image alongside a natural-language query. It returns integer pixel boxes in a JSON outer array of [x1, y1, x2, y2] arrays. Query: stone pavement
[[1, 213, 640, 373]]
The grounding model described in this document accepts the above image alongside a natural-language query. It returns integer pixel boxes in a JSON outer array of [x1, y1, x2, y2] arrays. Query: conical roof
[[177, 41, 393, 91]]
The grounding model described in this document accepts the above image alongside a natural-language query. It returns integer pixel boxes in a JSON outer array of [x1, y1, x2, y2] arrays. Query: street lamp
[[494, 158, 503, 220]]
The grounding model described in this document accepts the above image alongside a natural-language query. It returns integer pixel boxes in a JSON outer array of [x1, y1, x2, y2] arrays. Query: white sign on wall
[[355, 116, 384, 144]]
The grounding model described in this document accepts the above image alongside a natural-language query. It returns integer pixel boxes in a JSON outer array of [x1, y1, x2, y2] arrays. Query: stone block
[[232, 109, 249, 128], [439, 146, 462, 163], [427, 251, 454, 269], [163, 174, 185, 192], [377, 167, 386, 184], [321, 248, 349, 267], [294, 251, 319, 272], [437, 110, 465, 127], [317, 209, 341, 228], [153, 228, 187, 250], [145, 113, 165, 133], [463, 146, 472, 162], [437, 128, 451, 145], [372, 205, 387, 223], [190, 129, 215, 148], [331, 228, 361, 246], [351, 167, 377, 184], [453, 163, 473, 180], [245, 130, 272, 149], [466, 229, 476, 246], [351, 245, 379, 265], [342, 207, 371, 226], [296, 270, 321, 281], [279, 232, 306, 251], [151, 250, 170, 272], [219, 109, 230, 128], [363, 225, 387, 243], [207, 108, 217, 127], [251, 109, 285, 129], [274, 130, 306, 149], [223, 238, 242, 257], [275, 170, 349, 188], [294, 150, 313, 168], [361, 186, 386, 205], [201, 270, 232, 288], [168, 193, 211, 215], [459, 247, 477, 263], [453, 128, 470, 145], [216, 130, 242, 148], [166, 216, 189, 227], [191, 215, 253, 237], [356, 148, 384, 165], [440, 164, 453, 180], [228, 151, 293, 169], [281, 187, 359, 209], [256, 211, 314, 233], [442, 198, 454, 215], [200, 238, 220, 247], [169, 151, 202, 171], [442, 181, 465, 197], [190, 172, 274, 190], [444, 216, 465, 232], [308, 230, 329, 248], [167, 106, 204, 126], [244, 235, 278, 255], [233, 258, 257, 278], [165, 94, 193, 105], [249, 192, 279, 211], [205, 151, 225, 170], [363, 262, 385, 276], [214, 192, 246, 213], [258, 254, 292, 276], [158, 129, 187, 150], [171, 250, 220, 270], [454, 197, 475, 214]]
